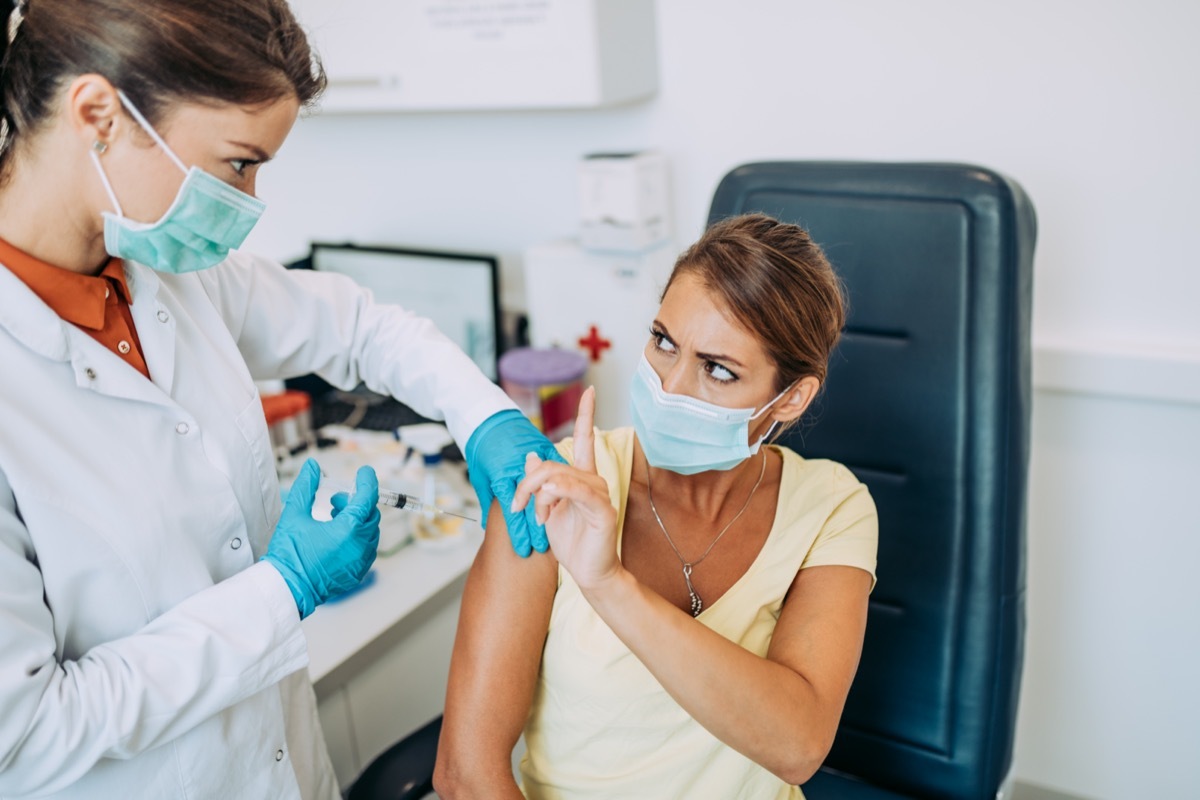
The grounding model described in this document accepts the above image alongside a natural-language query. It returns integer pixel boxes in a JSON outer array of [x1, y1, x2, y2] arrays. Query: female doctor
[[0, 1, 562, 797]]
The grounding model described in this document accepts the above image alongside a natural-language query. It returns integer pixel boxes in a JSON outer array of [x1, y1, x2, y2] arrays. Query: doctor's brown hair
[[0, 0, 324, 178], [665, 213, 847, 395]]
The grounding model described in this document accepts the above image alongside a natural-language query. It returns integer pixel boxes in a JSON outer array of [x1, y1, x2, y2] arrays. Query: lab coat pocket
[[235, 393, 282, 550]]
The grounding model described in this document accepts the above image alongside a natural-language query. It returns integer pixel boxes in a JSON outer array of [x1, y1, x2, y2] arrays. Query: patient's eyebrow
[[652, 320, 675, 344], [654, 320, 746, 368], [697, 349, 745, 369]]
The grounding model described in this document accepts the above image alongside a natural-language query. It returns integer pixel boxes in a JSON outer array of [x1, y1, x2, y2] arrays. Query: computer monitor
[[309, 242, 502, 381], [285, 243, 503, 432]]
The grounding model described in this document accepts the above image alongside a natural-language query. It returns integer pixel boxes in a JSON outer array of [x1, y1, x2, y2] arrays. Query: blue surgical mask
[[630, 354, 791, 475], [89, 90, 265, 274]]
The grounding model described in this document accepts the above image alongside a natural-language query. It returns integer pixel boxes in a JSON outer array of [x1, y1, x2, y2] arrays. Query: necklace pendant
[[647, 451, 765, 621], [682, 563, 703, 617]]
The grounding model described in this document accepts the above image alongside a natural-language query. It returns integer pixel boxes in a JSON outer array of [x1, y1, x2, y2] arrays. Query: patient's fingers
[[515, 458, 574, 504], [573, 386, 597, 475], [510, 452, 543, 512], [533, 483, 562, 526], [537, 474, 615, 523], [513, 454, 608, 516]]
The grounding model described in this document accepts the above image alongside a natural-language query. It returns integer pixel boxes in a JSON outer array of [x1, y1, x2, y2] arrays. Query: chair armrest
[[347, 715, 443, 800]]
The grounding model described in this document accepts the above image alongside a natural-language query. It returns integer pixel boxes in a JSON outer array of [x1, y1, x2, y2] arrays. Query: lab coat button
[[157, 310, 170, 323], [175, 422, 190, 435], [84, 368, 97, 380], [117, 340, 131, 354], [275, 749, 284, 762], [231, 537, 243, 550]]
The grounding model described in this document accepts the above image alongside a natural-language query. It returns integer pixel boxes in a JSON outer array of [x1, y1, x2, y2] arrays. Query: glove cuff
[[261, 554, 317, 620], [465, 408, 526, 464]]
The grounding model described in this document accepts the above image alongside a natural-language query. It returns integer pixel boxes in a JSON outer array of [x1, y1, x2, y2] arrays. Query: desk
[[296, 435, 483, 791]]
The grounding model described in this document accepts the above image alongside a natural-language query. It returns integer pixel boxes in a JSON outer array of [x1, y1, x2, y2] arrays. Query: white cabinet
[[290, 0, 659, 112], [312, 586, 465, 789]]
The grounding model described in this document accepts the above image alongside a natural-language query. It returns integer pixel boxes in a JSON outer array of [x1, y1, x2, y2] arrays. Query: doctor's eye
[[649, 326, 677, 354], [229, 158, 259, 177], [704, 361, 738, 383]]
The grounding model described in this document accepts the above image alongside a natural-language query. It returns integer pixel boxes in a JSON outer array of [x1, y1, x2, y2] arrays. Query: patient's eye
[[705, 361, 738, 383], [650, 326, 677, 354]]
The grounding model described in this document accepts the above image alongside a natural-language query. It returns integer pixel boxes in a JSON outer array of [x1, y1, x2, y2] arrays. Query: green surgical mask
[[89, 90, 265, 274]]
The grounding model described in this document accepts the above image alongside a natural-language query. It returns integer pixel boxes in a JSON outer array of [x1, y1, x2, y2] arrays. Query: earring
[[92, 140, 108, 154]]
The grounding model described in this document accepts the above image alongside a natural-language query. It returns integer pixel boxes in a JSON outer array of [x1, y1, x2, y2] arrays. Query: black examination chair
[[348, 162, 1037, 800], [722, 163, 1038, 799]]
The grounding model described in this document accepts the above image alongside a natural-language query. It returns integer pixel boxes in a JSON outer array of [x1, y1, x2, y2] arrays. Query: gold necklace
[[645, 450, 767, 617]]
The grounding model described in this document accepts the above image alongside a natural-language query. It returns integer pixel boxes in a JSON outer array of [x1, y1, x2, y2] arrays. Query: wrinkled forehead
[[657, 273, 772, 363]]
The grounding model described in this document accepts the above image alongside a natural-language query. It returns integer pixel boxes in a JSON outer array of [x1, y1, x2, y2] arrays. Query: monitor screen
[[309, 243, 502, 381]]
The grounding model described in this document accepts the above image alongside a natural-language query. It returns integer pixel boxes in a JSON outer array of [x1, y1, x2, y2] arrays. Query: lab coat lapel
[[0, 262, 72, 361], [0, 260, 177, 408], [61, 325, 174, 407], [123, 262, 177, 396]]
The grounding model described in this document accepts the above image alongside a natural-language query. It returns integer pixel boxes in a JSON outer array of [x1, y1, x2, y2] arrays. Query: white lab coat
[[0, 251, 513, 799]]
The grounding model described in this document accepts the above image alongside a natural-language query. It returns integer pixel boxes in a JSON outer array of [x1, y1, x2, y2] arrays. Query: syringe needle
[[319, 470, 478, 523], [435, 507, 477, 522]]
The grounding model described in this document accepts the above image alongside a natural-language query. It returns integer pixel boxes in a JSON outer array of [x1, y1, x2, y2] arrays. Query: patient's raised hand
[[510, 387, 621, 590]]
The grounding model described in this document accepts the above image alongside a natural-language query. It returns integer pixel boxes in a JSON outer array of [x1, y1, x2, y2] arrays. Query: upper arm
[[438, 500, 559, 781], [765, 475, 878, 741], [767, 566, 872, 720], [200, 253, 512, 447]]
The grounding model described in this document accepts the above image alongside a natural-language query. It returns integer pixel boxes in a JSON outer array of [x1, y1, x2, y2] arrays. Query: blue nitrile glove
[[262, 458, 381, 619], [465, 409, 567, 557], [329, 493, 351, 518]]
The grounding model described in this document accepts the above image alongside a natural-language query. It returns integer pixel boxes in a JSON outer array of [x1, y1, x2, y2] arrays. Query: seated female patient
[[435, 214, 878, 799]]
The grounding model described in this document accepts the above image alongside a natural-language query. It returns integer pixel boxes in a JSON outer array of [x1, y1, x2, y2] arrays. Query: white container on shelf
[[579, 151, 671, 253]]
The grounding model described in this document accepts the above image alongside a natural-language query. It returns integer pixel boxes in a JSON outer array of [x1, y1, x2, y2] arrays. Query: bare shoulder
[[471, 500, 560, 599]]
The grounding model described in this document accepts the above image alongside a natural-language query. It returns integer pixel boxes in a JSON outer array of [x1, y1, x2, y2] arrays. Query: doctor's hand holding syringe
[[261, 459, 383, 620], [262, 440, 482, 620]]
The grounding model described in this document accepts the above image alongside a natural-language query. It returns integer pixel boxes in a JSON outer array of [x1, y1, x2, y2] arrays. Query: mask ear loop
[[89, 145, 125, 218], [115, 90, 189, 175], [749, 381, 799, 421], [749, 379, 803, 447]]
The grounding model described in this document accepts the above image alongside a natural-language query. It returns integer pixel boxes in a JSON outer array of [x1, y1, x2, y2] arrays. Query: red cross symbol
[[578, 325, 612, 363]]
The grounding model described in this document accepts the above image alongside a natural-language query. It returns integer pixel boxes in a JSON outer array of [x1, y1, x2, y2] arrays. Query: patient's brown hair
[[664, 213, 846, 395]]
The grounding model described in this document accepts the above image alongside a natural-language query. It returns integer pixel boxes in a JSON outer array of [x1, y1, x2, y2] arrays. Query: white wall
[[1020, 389, 1200, 799], [250, 0, 1200, 353], [247, 2, 1200, 797]]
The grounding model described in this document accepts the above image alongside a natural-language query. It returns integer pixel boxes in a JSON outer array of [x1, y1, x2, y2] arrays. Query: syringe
[[374, 487, 478, 522], [320, 471, 478, 523]]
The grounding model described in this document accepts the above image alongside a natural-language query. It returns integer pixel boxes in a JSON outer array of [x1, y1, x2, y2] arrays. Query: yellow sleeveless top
[[520, 428, 878, 800]]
